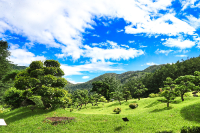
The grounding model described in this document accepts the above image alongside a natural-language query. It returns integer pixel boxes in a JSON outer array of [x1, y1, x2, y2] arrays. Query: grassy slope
[[1, 94, 200, 133]]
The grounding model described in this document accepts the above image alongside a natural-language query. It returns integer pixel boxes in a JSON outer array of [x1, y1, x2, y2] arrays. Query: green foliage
[[70, 108, 73, 112], [174, 75, 196, 101], [110, 86, 124, 105], [99, 96, 107, 102], [113, 107, 121, 114], [181, 126, 200, 133], [133, 80, 148, 100], [3, 87, 25, 108], [27, 96, 44, 108], [149, 93, 159, 98], [2, 59, 71, 109], [129, 103, 138, 109], [91, 75, 121, 100]]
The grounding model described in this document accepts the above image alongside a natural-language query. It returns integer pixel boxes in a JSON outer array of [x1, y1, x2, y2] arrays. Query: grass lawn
[[1, 94, 200, 133]]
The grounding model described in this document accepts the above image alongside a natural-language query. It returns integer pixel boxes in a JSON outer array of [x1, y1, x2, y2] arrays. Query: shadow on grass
[[144, 100, 160, 108], [0, 107, 56, 124], [107, 101, 124, 107], [180, 102, 200, 123], [114, 126, 123, 131], [150, 106, 173, 113], [91, 106, 101, 109]]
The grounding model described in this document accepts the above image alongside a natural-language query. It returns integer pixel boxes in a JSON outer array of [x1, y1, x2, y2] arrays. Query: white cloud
[[155, 48, 173, 56], [82, 76, 89, 79], [185, 15, 200, 29], [83, 41, 144, 63], [117, 29, 124, 32], [146, 62, 158, 66], [0, 0, 196, 64], [161, 38, 165, 41], [129, 40, 135, 43], [163, 38, 196, 49], [92, 34, 100, 37], [175, 55, 187, 57], [140, 45, 147, 48], [125, 14, 195, 36], [102, 22, 109, 27], [180, 0, 199, 10], [121, 44, 129, 48], [67, 78, 84, 84]]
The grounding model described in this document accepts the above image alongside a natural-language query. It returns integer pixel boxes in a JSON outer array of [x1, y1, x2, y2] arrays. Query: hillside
[[64, 64, 166, 91], [6, 63, 166, 92]]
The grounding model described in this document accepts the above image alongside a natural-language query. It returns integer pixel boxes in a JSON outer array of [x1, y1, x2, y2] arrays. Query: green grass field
[[1, 93, 200, 133]]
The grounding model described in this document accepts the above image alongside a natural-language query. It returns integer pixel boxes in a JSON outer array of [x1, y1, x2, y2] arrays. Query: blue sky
[[0, 0, 200, 84]]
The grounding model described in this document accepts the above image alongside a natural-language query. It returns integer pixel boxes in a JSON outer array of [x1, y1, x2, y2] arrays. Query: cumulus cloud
[[83, 41, 144, 63], [82, 76, 89, 79], [163, 38, 196, 49], [155, 49, 173, 56], [0, 0, 192, 63], [125, 14, 195, 36]]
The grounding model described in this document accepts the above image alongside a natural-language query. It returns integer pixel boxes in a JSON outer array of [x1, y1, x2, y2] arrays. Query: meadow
[[0, 92, 200, 133]]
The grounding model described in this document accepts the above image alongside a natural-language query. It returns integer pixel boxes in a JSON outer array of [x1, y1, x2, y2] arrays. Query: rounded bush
[[129, 103, 138, 109], [113, 107, 121, 114], [70, 109, 73, 112]]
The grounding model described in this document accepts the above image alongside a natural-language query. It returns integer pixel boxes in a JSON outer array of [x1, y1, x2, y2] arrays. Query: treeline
[[129, 56, 200, 98]]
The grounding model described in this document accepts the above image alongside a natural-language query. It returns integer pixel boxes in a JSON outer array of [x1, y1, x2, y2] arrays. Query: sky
[[0, 0, 200, 84]]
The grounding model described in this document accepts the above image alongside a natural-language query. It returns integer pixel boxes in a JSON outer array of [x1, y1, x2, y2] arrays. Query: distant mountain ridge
[[7, 63, 167, 92]]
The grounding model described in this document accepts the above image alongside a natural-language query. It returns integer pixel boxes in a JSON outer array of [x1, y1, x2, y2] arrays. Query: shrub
[[113, 107, 121, 114], [181, 126, 200, 133], [3, 87, 25, 108], [70, 109, 73, 112], [129, 103, 138, 109], [149, 93, 159, 98]]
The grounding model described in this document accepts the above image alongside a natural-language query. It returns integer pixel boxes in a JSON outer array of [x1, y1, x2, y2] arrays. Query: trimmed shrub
[[181, 126, 200, 133], [129, 103, 138, 109], [3, 87, 25, 108], [113, 107, 121, 114], [70, 109, 73, 112]]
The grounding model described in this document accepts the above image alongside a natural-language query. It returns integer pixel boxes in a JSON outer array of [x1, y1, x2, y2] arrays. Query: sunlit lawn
[[1, 93, 200, 133]]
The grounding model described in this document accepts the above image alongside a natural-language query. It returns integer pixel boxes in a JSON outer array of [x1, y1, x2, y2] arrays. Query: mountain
[[64, 64, 167, 92], [7, 63, 166, 92]]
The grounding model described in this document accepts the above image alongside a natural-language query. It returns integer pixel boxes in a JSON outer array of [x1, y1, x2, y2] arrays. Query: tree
[[122, 87, 131, 102], [72, 89, 89, 107], [174, 75, 196, 101], [133, 80, 148, 100], [91, 75, 121, 100], [110, 86, 124, 105], [3, 59, 71, 109], [0, 40, 16, 103], [161, 77, 177, 107]]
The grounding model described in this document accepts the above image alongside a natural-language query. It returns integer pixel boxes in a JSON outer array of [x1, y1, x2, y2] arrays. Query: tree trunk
[[167, 102, 169, 107], [181, 94, 184, 101], [138, 97, 140, 100], [119, 100, 121, 105], [126, 97, 127, 102]]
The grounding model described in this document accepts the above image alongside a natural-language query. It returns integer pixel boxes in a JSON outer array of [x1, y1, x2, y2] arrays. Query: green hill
[[1, 95, 200, 132]]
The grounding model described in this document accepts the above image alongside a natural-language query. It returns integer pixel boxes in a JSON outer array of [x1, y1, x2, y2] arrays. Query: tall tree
[[0, 40, 16, 103], [174, 75, 196, 101], [0, 40, 14, 80], [133, 80, 148, 100], [161, 77, 177, 107], [110, 86, 124, 105]]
